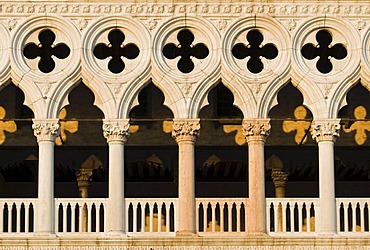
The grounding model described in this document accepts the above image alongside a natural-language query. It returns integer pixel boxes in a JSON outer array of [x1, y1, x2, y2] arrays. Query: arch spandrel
[[81, 16, 151, 119], [221, 16, 291, 119], [152, 16, 221, 119], [0, 21, 11, 87], [291, 16, 361, 118], [10, 15, 81, 118]]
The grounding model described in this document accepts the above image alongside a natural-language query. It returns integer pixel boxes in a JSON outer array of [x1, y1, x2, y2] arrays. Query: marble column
[[32, 119, 60, 234], [76, 169, 93, 232], [172, 119, 200, 235], [311, 119, 340, 234], [103, 119, 130, 235], [242, 119, 271, 234]]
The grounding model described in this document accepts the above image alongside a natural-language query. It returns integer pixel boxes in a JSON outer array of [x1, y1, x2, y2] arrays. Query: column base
[[176, 231, 198, 237], [107, 231, 127, 237]]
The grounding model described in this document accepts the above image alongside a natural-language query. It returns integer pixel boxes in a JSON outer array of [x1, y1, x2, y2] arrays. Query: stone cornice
[[102, 119, 130, 143], [32, 119, 60, 143], [1, 2, 370, 19], [242, 119, 271, 143], [172, 119, 200, 143], [311, 119, 341, 143]]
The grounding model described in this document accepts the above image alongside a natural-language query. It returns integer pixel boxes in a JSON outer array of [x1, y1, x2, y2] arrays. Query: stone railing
[[0, 199, 36, 233], [125, 198, 177, 235], [195, 198, 247, 233], [337, 198, 370, 233], [55, 198, 107, 233], [266, 198, 319, 233]]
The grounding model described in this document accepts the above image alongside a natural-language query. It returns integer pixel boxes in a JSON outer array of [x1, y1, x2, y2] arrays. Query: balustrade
[[267, 198, 319, 233], [337, 198, 370, 233], [125, 198, 177, 235], [55, 198, 107, 233], [196, 198, 247, 233], [0, 199, 36, 233]]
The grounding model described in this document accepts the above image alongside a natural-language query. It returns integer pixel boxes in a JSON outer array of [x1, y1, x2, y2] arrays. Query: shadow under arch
[[197, 82, 248, 198], [126, 82, 177, 198], [266, 82, 318, 198], [54, 82, 108, 198], [0, 82, 38, 200]]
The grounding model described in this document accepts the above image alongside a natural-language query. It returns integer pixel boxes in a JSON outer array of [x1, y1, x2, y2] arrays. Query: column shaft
[[103, 119, 130, 235], [311, 119, 340, 234], [243, 119, 270, 234], [172, 119, 200, 235], [32, 119, 60, 234]]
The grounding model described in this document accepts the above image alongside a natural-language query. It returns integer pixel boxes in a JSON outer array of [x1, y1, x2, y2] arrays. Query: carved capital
[[102, 119, 130, 143], [32, 119, 60, 142], [311, 119, 341, 143], [76, 169, 93, 188], [271, 170, 288, 188], [172, 119, 200, 143], [242, 119, 271, 142]]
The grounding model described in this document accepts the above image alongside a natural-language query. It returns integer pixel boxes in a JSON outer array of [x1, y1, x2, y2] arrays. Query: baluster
[[166, 203, 170, 233], [306, 204, 311, 232], [298, 203, 303, 232], [220, 203, 224, 233], [141, 203, 145, 232], [79, 204, 83, 232], [63, 204, 68, 233], [353, 203, 357, 232], [16, 203, 20, 233], [149, 203, 154, 233], [266, 202, 270, 233], [290, 203, 294, 232], [273, 202, 278, 233], [360, 202, 365, 233], [228, 203, 232, 232], [8, 203, 12, 233], [336, 201, 341, 233], [55, 203, 59, 233], [195, 202, 199, 232], [87, 204, 92, 233], [211, 202, 216, 232], [71, 203, 76, 233], [133, 203, 137, 233], [0, 203, 3, 233], [25, 203, 29, 233], [236, 203, 241, 232], [282, 203, 286, 232], [204, 203, 208, 232], [344, 203, 348, 232], [96, 203, 100, 233], [158, 203, 162, 233]]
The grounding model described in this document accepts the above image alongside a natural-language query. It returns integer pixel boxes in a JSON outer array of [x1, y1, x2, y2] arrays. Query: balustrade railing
[[125, 198, 177, 235], [337, 198, 370, 233], [0, 199, 36, 233], [55, 198, 107, 233], [267, 198, 319, 233], [196, 198, 247, 233]]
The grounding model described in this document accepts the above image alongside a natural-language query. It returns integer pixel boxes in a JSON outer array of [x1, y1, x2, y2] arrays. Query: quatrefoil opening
[[232, 29, 278, 74], [301, 29, 347, 74], [93, 29, 140, 74], [23, 29, 70, 74], [163, 29, 209, 74]]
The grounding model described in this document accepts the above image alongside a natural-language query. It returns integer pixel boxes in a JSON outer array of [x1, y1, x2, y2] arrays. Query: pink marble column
[[103, 119, 130, 235], [172, 119, 200, 235], [32, 119, 60, 234], [242, 119, 271, 234], [311, 119, 340, 234]]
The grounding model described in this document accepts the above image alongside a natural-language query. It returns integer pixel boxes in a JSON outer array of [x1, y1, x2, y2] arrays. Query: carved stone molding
[[311, 119, 341, 143], [102, 119, 130, 143], [172, 119, 200, 143], [32, 119, 60, 142], [2, 3, 370, 17], [242, 119, 271, 143]]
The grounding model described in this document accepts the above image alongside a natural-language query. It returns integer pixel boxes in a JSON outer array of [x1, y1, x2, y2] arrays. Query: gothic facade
[[0, 0, 370, 249]]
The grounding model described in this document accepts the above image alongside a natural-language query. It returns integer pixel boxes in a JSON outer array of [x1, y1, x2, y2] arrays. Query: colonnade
[[32, 117, 340, 235]]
